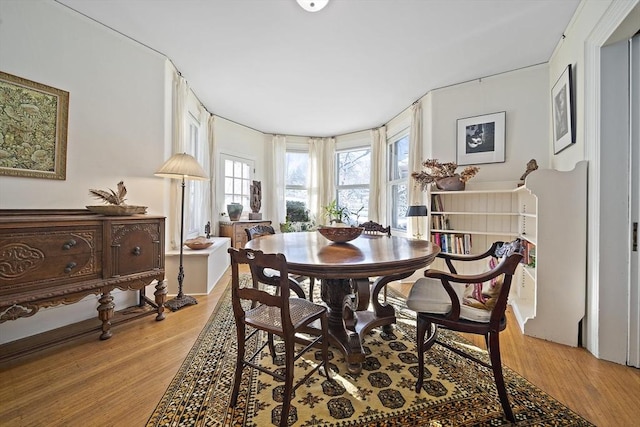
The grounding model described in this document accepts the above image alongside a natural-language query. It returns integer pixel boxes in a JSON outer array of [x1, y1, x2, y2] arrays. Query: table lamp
[[406, 205, 428, 239], [155, 152, 208, 311]]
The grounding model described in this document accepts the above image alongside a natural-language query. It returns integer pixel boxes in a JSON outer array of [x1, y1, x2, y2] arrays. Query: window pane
[[337, 149, 370, 186], [391, 184, 408, 230], [389, 135, 409, 181], [222, 155, 254, 217], [337, 189, 369, 224], [286, 152, 309, 186]]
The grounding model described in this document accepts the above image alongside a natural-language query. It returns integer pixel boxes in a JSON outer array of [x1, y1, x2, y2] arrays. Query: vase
[[435, 175, 465, 191], [227, 203, 243, 221]]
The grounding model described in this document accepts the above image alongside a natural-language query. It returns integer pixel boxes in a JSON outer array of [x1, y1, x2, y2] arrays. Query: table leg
[[320, 278, 364, 372], [320, 273, 414, 374]]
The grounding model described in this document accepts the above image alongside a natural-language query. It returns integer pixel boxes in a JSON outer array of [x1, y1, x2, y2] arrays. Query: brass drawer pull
[[64, 262, 77, 273], [62, 239, 77, 250], [132, 246, 142, 256]]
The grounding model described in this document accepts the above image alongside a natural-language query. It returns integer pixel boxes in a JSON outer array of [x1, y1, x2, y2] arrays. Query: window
[[285, 150, 310, 222], [185, 112, 205, 237], [222, 154, 253, 216], [387, 131, 409, 231], [336, 147, 370, 224]]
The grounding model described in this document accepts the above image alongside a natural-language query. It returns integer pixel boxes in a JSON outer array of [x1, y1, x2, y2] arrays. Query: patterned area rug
[[147, 276, 593, 426]]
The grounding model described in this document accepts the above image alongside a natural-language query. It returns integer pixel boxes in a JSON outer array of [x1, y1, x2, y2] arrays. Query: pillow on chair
[[407, 256, 505, 323], [463, 256, 503, 311]]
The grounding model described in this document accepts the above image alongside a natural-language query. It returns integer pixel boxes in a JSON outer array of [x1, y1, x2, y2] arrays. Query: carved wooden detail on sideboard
[[0, 209, 166, 342]]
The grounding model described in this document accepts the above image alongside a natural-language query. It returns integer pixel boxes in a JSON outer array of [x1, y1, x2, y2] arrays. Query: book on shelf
[[431, 232, 472, 255], [430, 194, 444, 212], [520, 239, 536, 267]]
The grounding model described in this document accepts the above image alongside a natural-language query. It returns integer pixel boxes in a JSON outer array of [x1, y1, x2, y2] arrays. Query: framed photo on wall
[[456, 111, 505, 165], [552, 64, 574, 154], [0, 71, 69, 180]]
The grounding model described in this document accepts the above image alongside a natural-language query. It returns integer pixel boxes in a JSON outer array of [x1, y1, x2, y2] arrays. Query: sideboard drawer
[[106, 220, 164, 277], [0, 228, 102, 293]]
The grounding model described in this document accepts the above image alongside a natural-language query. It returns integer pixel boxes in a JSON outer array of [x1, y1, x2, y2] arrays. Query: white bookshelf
[[428, 161, 587, 346]]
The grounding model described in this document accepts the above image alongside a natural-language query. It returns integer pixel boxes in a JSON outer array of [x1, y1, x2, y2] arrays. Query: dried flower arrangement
[[87, 181, 147, 215], [411, 159, 479, 191], [89, 180, 128, 205]]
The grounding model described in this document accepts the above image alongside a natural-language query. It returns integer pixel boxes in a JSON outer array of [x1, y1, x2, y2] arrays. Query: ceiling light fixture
[[296, 0, 329, 13]]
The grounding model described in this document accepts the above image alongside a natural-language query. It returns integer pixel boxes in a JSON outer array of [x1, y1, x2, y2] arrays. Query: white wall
[[214, 117, 269, 225], [0, 0, 168, 343], [427, 64, 550, 181]]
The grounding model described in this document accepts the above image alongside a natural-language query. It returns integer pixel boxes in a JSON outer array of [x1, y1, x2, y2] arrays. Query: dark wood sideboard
[[219, 219, 272, 248], [0, 209, 166, 347]]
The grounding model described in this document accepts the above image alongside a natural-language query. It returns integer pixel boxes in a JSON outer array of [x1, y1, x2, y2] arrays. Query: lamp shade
[[406, 205, 428, 217], [155, 153, 208, 181]]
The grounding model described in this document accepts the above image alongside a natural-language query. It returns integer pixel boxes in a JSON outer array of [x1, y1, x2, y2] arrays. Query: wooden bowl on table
[[317, 226, 363, 243]]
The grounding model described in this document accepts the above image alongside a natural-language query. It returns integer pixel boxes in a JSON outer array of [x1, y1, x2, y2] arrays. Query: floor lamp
[[406, 205, 428, 239], [155, 152, 208, 311]]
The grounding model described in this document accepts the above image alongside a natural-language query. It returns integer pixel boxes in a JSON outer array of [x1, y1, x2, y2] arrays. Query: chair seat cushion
[[406, 278, 492, 323]]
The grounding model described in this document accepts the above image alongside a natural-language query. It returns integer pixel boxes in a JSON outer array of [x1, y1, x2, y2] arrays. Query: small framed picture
[[552, 64, 574, 154], [456, 111, 506, 165]]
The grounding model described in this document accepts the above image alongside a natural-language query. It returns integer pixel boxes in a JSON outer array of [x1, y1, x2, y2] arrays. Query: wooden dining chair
[[405, 239, 524, 423], [245, 224, 316, 301], [358, 220, 391, 237], [354, 221, 392, 308], [228, 247, 331, 427]]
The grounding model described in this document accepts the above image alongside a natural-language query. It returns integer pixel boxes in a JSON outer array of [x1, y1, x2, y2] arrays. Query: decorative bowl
[[184, 236, 213, 250], [317, 226, 363, 243]]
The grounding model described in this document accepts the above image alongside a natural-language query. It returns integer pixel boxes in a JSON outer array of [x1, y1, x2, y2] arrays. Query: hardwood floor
[[1, 271, 638, 426]]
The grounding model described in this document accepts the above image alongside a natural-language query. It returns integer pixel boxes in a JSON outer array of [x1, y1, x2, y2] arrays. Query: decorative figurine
[[519, 159, 538, 184], [249, 180, 262, 220]]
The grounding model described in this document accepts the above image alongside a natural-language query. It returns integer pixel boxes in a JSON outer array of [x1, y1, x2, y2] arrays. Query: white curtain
[[309, 137, 336, 225], [408, 101, 424, 236], [207, 114, 217, 235], [271, 135, 287, 226], [168, 73, 190, 250], [369, 126, 387, 224]]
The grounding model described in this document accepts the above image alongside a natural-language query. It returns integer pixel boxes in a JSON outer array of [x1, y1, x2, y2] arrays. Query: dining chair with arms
[[354, 221, 392, 309], [405, 239, 524, 423], [228, 247, 331, 427], [245, 224, 316, 301]]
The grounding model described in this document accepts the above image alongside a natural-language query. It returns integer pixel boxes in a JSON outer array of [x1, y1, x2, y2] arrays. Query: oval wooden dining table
[[245, 231, 440, 373]]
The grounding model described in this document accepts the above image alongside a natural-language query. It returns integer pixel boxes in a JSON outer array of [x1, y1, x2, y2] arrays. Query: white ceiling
[[56, 0, 580, 137]]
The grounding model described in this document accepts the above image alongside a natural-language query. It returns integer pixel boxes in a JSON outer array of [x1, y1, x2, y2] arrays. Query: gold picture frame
[[0, 71, 69, 180]]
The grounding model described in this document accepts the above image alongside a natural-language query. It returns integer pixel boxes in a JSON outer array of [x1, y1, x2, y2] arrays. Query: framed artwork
[[0, 71, 69, 180], [552, 64, 574, 154], [456, 111, 505, 165]]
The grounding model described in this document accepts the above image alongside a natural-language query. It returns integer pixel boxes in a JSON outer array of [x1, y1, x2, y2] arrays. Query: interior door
[[629, 33, 639, 368]]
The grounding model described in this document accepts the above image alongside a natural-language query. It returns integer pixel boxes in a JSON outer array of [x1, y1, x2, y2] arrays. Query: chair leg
[[488, 331, 515, 423], [231, 322, 245, 407], [280, 338, 295, 427], [308, 277, 315, 302], [267, 332, 276, 361], [416, 316, 438, 393], [320, 314, 331, 381]]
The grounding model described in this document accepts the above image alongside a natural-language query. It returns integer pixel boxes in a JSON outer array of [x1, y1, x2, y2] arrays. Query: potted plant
[[411, 159, 479, 191], [322, 200, 351, 225]]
